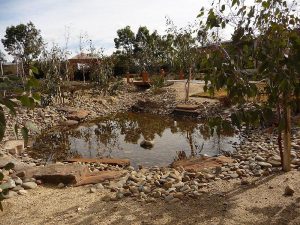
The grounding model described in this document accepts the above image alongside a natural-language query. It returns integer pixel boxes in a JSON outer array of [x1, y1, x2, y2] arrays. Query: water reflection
[[30, 113, 239, 167]]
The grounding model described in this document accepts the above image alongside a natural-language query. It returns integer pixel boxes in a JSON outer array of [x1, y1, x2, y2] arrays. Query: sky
[[0, 0, 213, 59]]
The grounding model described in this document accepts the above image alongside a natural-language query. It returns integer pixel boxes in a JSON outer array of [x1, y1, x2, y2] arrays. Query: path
[[1, 171, 300, 225]]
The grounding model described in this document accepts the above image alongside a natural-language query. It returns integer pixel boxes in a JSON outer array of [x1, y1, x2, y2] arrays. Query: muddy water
[[30, 113, 240, 167]]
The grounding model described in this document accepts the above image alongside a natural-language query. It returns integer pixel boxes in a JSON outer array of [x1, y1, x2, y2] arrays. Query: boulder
[[140, 140, 154, 149], [14, 164, 90, 184], [4, 140, 24, 155], [66, 109, 90, 121], [172, 156, 234, 172], [13, 163, 126, 186]]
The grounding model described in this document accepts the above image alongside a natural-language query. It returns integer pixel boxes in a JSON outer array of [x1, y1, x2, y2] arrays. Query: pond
[[29, 112, 240, 168]]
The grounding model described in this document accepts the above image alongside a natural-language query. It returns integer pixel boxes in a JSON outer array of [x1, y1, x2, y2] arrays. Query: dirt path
[[169, 81, 218, 104], [1, 171, 300, 225]]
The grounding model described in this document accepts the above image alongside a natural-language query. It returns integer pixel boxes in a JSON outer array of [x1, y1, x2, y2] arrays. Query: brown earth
[[1, 171, 300, 225]]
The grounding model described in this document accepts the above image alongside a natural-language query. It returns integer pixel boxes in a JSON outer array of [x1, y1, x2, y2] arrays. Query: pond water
[[30, 112, 240, 168]]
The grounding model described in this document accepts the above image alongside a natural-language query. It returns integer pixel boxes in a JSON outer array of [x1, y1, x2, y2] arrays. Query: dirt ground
[[169, 81, 218, 104], [1, 171, 299, 225]]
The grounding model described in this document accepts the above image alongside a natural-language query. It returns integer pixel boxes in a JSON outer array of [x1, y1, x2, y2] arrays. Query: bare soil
[[1, 171, 300, 225]]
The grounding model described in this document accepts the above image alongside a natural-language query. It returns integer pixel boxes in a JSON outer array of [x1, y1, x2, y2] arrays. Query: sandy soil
[[1, 171, 300, 225], [169, 81, 217, 104]]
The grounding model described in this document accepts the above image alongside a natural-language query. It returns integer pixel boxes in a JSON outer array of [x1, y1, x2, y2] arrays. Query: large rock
[[140, 140, 154, 149], [14, 164, 90, 184], [4, 140, 24, 155], [0, 155, 30, 171], [13, 163, 126, 186], [74, 171, 125, 186], [172, 156, 234, 172], [66, 109, 90, 121]]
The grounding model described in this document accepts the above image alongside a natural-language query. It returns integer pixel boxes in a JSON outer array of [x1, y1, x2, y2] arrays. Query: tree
[[198, 0, 300, 171], [1, 22, 44, 75], [0, 50, 6, 62], [114, 26, 135, 73]]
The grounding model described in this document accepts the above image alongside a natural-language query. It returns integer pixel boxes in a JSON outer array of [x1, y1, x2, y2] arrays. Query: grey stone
[[22, 182, 38, 189], [0, 179, 16, 190]]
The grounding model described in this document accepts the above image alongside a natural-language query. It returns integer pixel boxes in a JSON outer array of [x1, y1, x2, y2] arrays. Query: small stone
[[18, 190, 28, 195], [173, 192, 184, 199], [3, 190, 18, 199], [165, 194, 174, 202], [163, 182, 172, 189], [116, 192, 124, 199], [257, 162, 272, 168], [57, 183, 65, 188], [94, 183, 104, 190], [90, 187, 97, 193], [284, 185, 295, 196], [102, 195, 111, 201], [22, 182, 38, 189], [241, 179, 250, 185], [13, 177, 23, 185]]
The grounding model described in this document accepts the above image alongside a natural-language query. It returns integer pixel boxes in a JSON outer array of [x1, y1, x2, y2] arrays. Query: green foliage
[[1, 22, 44, 73], [198, 0, 300, 171]]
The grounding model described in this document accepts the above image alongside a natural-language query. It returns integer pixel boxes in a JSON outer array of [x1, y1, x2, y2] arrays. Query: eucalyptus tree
[[1, 22, 44, 75], [166, 18, 206, 101], [114, 26, 136, 73], [198, 0, 300, 171]]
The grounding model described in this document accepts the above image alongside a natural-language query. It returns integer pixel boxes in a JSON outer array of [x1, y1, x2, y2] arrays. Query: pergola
[[68, 53, 100, 80]]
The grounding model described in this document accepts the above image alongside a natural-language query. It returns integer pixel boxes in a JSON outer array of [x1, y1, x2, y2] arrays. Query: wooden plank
[[176, 104, 199, 110], [65, 157, 130, 167]]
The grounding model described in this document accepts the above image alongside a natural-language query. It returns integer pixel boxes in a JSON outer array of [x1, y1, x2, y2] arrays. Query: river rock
[[140, 140, 154, 149], [18, 190, 28, 195], [22, 182, 38, 189], [0, 179, 16, 190], [257, 162, 272, 168]]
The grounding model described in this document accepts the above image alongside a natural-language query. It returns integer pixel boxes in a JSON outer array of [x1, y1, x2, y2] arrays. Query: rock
[[66, 109, 90, 121], [90, 187, 97, 193], [257, 162, 272, 168], [116, 192, 124, 199], [165, 194, 174, 202], [163, 182, 173, 189], [241, 179, 250, 185], [102, 195, 111, 201], [255, 155, 265, 162], [4, 140, 24, 155], [57, 183, 65, 188], [140, 140, 154, 149], [0, 179, 16, 190], [18, 190, 28, 195], [172, 156, 233, 172], [94, 183, 104, 190], [173, 192, 184, 199], [3, 190, 18, 199], [284, 185, 295, 196], [12, 185, 24, 191], [22, 182, 38, 189], [63, 120, 79, 126], [13, 177, 23, 185]]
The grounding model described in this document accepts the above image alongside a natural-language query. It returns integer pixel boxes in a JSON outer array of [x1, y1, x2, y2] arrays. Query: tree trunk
[[282, 98, 292, 172], [185, 67, 192, 102]]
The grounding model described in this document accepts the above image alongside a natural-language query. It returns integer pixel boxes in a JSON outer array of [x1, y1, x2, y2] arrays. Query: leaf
[[4, 162, 14, 170], [30, 66, 39, 74], [21, 127, 29, 147], [19, 96, 35, 109], [1, 98, 17, 115]]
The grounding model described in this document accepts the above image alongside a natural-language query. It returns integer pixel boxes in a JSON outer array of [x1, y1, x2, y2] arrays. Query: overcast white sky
[[0, 0, 213, 58]]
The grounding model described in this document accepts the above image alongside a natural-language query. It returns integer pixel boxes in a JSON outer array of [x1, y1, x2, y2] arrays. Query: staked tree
[[198, 0, 300, 171]]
